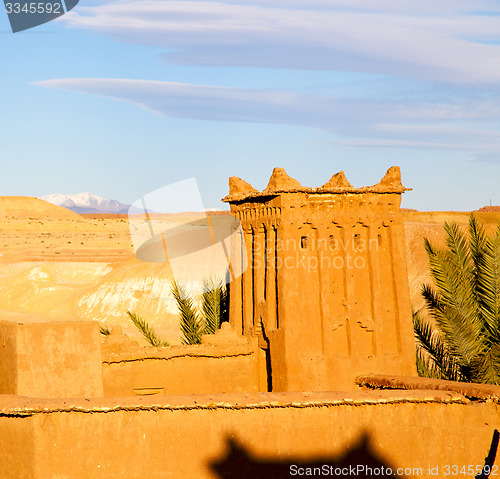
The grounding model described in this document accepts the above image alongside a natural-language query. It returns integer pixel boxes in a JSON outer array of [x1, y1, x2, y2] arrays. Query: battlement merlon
[[222, 166, 411, 203]]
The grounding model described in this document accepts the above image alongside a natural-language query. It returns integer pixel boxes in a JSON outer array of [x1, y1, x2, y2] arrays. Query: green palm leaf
[[417, 214, 500, 385], [201, 277, 223, 335], [422, 240, 482, 365], [171, 281, 203, 345], [413, 309, 462, 381], [476, 230, 500, 342], [126, 310, 169, 347]]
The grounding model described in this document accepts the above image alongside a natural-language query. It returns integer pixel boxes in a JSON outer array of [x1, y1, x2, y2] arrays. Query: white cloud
[[58, 0, 500, 83], [35, 77, 500, 155]]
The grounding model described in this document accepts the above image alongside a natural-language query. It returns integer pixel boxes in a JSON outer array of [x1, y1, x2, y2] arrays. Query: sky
[[1, 0, 500, 210]]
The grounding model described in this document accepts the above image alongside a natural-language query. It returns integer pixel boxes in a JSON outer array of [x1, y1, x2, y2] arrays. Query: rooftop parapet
[[222, 166, 411, 203]]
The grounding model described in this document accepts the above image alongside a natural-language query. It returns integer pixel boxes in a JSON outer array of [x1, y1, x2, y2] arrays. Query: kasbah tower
[[223, 166, 416, 392]]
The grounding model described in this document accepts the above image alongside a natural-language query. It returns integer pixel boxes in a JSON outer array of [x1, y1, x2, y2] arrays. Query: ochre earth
[[1, 195, 500, 344]]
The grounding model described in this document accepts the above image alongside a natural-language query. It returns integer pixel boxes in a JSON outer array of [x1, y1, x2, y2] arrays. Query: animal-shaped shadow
[[209, 432, 405, 479]]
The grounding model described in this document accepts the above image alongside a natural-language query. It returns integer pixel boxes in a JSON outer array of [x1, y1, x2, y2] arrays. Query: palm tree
[[172, 277, 229, 344], [127, 277, 228, 346], [414, 215, 500, 384]]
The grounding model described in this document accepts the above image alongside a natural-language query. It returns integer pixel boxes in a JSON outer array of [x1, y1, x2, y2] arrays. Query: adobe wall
[[0, 390, 498, 479], [101, 324, 259, 396], [0, 320, 103, 398], [102, 345, 258, 396], [223, 167, 416, 391]]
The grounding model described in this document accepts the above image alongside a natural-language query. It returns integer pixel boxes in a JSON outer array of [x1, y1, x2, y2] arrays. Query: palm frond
[[423, 232, 483, 364], [469, 214, 488, 271], [419, 216, 500, 384], [171, 281, 203, 345], [476, 230, 500, 342], [412, 309, 462, 381], [201, 277, 223, 335], [415, 349, 445, 379], [443, 221, 472, 280], [422, 280, 480, 368], [471, 345, 500, 385], [126, 310, 169, 347], [100, 324, 111, 336]]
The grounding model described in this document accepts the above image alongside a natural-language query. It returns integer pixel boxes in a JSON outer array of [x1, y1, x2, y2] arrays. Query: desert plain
[[1, 195, 499, 345]]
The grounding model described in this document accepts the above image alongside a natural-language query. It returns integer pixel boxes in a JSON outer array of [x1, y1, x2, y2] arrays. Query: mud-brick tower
[[223, 166, 416, 391]]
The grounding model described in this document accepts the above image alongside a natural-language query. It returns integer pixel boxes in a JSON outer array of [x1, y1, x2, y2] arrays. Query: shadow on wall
[[209, 433, 406, 479]]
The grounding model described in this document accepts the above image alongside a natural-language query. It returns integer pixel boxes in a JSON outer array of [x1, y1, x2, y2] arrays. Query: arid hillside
[[1, 196, 499, 344]]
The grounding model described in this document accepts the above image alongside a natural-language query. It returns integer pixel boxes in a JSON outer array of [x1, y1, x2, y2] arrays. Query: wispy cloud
[[59, 0, 500, 83], [41, 2, 500, 162], [35, 78, 500, 156]]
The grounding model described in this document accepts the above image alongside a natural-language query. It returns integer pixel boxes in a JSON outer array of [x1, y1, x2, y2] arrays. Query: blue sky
[[2, 1, 500, 210]]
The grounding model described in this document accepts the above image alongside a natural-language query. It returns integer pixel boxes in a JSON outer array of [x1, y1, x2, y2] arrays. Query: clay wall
[[102, 344, 258, 396], [0, 320, 103, 398], [224, 167, 416, 392], [101, 323, 259, 396], [0, 390, 498, 479]]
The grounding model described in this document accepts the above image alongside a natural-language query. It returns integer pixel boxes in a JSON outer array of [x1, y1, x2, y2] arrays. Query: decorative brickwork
[[224, 167, 416, 391]]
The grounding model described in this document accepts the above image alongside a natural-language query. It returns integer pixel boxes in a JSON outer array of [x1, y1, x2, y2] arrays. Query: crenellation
[[225, 166, 416, 391], [223, 167, 411, 204]]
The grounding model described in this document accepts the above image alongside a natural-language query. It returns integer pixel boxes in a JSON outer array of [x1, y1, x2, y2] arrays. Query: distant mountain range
[[39, 192, 224, 215], [39, 192, 133, 214]]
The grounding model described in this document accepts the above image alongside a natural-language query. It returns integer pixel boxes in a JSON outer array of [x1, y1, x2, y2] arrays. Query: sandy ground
[[1, 196, 499, 344]]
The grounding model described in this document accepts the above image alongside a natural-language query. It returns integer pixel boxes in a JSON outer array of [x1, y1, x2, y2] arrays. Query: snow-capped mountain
[[39, 192, 132, 214]]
